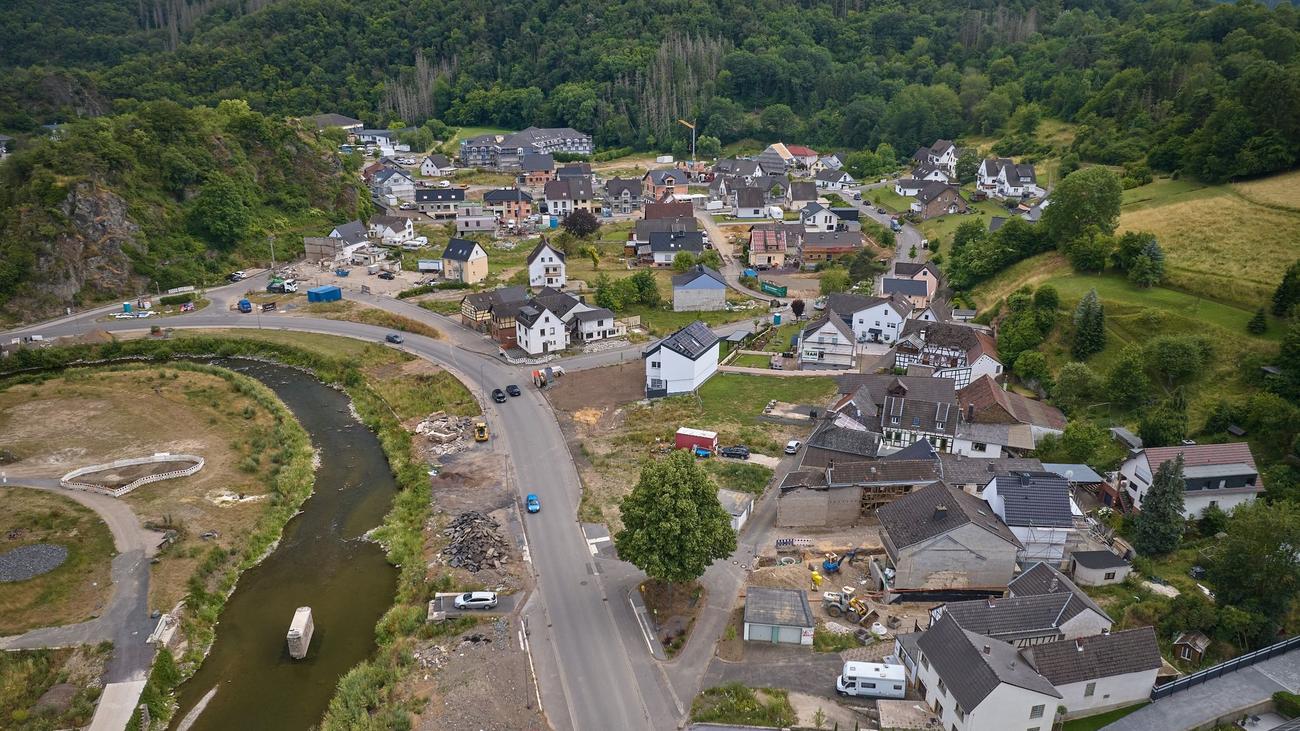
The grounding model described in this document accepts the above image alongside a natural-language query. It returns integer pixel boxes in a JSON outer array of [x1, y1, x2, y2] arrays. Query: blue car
[[526, 494, 540, 513]]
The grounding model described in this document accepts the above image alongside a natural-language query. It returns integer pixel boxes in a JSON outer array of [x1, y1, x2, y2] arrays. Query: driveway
[[702, 642, 844, 698]]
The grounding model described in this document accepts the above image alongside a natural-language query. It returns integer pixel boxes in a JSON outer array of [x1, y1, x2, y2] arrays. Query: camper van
[[835, 661, 906, 699]]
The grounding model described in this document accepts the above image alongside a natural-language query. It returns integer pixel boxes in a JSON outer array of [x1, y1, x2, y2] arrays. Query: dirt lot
[[72, 460, 195, 490], [0, 367, 292, 613]]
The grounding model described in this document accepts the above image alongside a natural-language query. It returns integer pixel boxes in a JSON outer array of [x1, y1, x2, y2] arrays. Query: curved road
[[5, 288, 676, 730]]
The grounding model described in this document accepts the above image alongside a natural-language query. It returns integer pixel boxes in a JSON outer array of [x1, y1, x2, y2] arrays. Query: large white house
[[814, 168, 855, 190], [984, 472, 1077, 563], [515, 302, 569, 355], [912, 140, 960, 178], [420, 154, 455, 177], [1116, 442, 1263, 518], [644, 321, 720, 398], [526, 239, 566, 288], [368, 215, 414, 244], [978, 158, 1043, 199], [827, 292, 912, 345], [371, 167, 416, 201], [801, 202, 838, 233], [893, 321, 1002, 389], [797, 316, 855, 370]]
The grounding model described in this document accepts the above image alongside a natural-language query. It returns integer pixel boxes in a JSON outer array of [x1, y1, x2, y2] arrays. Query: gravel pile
[[442, 511, 510, 572], [0, 543, 69, 582]]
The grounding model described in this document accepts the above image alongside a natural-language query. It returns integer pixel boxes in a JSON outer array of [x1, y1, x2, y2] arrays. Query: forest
[[1, 0, 1299, 182]]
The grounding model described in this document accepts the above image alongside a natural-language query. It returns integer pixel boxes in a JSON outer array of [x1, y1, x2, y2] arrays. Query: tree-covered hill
[[3, 0, 1299, 182]]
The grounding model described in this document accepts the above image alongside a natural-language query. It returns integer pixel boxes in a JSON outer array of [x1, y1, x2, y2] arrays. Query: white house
[[644, 321, 720, 398], [984, 473, 1077, 563], [801, 202, 838, 233], [526, 239, 566, 288], [572, 307, 624, 343], [935, 566, 1114, 646], [1116, 442, 1263, 518], [912, 163, 951, 183], [420, 154, 455, 177], [797, 316, 856, 370], [893, 321, 1002, 389], [978, 158, 1043, 199], [371, 167, 415, 201], [515, 302, 569, 355], [734, 188, 767, 218], [894, 178, 926, 197], [647, 231, 706, 267], [1022, 627, 1162, 720], [368, 215, 414, 244], [814, 168, 855, 190], [912, 140, 960, 177], [828, 293, 913, 345]]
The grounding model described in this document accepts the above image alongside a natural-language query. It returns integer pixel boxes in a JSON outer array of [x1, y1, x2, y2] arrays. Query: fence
[[1150, 634, 1300, 700], [61, 453, 205, 498]]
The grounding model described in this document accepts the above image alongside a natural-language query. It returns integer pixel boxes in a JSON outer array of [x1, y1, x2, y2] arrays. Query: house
[[643, 169, 690, 201], [799, 418, 882, 469], [1021, 627, 1162, 719], [1068, 551, 1131, 587], [787, 181, 818, 208], [911, 182, 969, 220], [368, 215, 414, 244], [915, 299, 952, 323], [329, 220, 370, 247], [938, 454, 1045, 497], [894, 322, 1002, 390], [441, 238, 489, 284], [714, 158, 766, 183], [801, 202, 838, 233], [556, 162, 593, 182], [894, 178, 926, 197], [829, 292, 912, 345], [752, 174, 790, 202], [526, 239, 566, 288], [934, 575, 1112, 646], [797, 316, 856, 370], [420, 153, 455, 177], [519, 153, 556, 188], [372, 167, 416, 201], [1114, 442, 1263, 518], [414, 188, 465, 218], [455, 205, 496, 235], [784, 144, 820, 168], [483, 188, 533, 221], [832, 374, 959, 454], [882, 277, 932, 309], [978, 158, 1043, 199], [543, 178, 596, 217], [958, 375, 1066, 447], [894, 261, 945, 303], [308, 113, 364, 135], [459, 127, 592, 169], [756, 143, 794, 175], [748, 226, 789, 269], [983, 472, 1078, 563], [1173, 631, 1211, 665], [605, 177, 643, 214], [632, 216, 696, 247], [572, 307, 623, 343], [718, 489, 754, 532], [647, 231, 707, 267], [876, 482, 1022, 592], [734, 188, 767, 218], [672, 265, 727, 312], [777, 458, 942, 528], [743, 587, 814, 645], [643, 200, 695, 221], [814, 152, 848, 171], [912, 163, 951, 183], [912, 140, 960, 177], [533, 286, 588, 323], [644, 321, 720, 398], [515, 302, 569, 355], [801, 231, 863, 262], [487, 301, 524, 347], [814, 168, 855, 190], [952, 421, 1036, 459], [460, 286, 528, 332]]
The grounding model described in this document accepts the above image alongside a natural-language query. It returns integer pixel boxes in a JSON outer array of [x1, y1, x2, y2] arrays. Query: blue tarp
[[307, 285, 343, 302]]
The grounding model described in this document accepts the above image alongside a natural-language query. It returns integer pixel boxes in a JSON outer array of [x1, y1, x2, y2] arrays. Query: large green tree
[[1133, 454, 1186, 556], [1274, 261, 1300, 317], [1071, 289, 1106, 360], [1043, 167, 1123, 246], [1208, 500, 1300, 626], [614, 450, 737, 585]]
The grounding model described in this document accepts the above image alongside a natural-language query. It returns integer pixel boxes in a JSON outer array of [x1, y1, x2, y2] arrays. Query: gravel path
[[0, 543, 68, 581]]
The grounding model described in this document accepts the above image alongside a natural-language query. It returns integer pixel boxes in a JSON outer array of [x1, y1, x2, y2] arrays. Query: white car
[[114, 313, 135, 320], [453, 591, 499, 610], [437, 180, 451, 188], [784, 440, 802, 455], [135, 310, 155, 318]]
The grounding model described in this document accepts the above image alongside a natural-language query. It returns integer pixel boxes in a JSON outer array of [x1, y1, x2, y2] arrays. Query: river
[[170, 359, 398, 730]]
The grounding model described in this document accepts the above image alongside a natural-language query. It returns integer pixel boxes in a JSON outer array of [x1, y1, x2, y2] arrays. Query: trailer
[[675, 427, 719, 454], [835, 661, 906, 699], [286, 607, 314, 660]]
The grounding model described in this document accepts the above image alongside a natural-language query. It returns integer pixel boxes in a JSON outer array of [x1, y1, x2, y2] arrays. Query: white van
[[835, 661, 907, 699]]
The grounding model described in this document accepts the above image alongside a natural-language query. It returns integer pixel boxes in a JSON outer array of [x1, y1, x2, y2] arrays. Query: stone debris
[[0, 543, 69, 582], [415, 411, 477, 456], [823, 620, 857, 635], [442, 511, 510, 572]]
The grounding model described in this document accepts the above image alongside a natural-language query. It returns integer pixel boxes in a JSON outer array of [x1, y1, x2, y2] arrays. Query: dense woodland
[[0, 0, 1299, 182]]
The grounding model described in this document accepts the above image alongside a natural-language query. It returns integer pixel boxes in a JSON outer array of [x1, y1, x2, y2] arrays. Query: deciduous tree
[[1208, 500, 1300, 626], [1043, 167, 1123, 246], [561, 209, 600, 238], [791, 299, 805, 319]]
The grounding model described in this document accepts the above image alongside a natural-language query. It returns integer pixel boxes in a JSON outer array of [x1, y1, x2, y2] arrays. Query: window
[[891, 416, 900, 426], [1085, 682, 1096, 698], [972, 442, 988, 453], [1030, 705, 1045, 719], [1104, 571, 1116, 580], [955, 705, 964, 720], [937, 678, 946, 696], [650, 361, 660, 369], [1180, 646, 1191, 660], [921, 655, 930, 670]]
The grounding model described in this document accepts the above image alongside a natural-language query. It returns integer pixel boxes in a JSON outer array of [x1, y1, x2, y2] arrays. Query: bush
[[1276, 691, 1300, 719], [159, 292, 194, 305]]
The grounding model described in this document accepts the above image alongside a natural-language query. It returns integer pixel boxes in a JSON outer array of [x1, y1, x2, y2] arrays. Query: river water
[[170, 359, 398, 730]]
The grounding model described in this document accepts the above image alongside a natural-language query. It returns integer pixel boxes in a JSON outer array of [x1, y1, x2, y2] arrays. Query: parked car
[[491, 388, 507, 403], [784, 440, 802, 455], [378, 271, 396, 280], [228, 270, 247, 282], [506, 384, 521, 397], [114, 312, 135, 320], [453, 591, 499, 610], [385, 333, 404, 344], [526, 494, 540, 513], [875, 207, 887, 214], [720, 445, 750, 459], [438, 180, 451, 188]]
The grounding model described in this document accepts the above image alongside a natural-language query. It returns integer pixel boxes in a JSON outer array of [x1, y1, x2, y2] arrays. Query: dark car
[[378, 270, 396, 280], [720, 445, 750, 459], [876, 207, 887, 214], [385, 333, 404, 344], [491, 388, 507, 403], [506, 384, 522, 397]]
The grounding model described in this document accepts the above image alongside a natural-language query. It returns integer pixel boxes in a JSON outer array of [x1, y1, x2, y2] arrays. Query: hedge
[[159, 292, 194, 305], [1275, 691, 1300, 718]]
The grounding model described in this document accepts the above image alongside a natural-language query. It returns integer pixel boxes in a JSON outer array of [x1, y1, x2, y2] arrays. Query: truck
[[675, 427, 718, 454], [835, 661, 906, 699]]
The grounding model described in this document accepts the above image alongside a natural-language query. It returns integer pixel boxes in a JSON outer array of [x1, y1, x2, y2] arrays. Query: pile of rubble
[[442, 511, 510, 572], [415, 411, 477, 456]]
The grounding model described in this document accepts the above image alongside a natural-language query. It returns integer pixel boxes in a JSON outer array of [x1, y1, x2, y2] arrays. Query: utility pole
[[269, 235, 277, 272], [677, 119, 696, 161]]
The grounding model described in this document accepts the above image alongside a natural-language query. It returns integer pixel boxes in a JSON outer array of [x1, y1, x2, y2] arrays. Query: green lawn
[[705, 461, 774, 494], [697, 373, 835, 425], [917, 199, 1009, 246], [690, 684, 795, 728], [1061, 703, 1148, 731], [761, 321, 805, 352], [865, 186, 912, 213], [448, 125, 511, 144], [627, 305, 763, 337], [731, 353, 773, 368]]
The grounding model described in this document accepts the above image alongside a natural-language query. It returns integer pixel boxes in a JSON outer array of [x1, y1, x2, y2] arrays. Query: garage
[[743, 587, 814, 646]]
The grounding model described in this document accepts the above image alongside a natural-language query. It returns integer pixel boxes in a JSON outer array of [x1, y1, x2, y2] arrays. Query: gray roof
[[331, 220, 369, 245], [649, 231, 706, 254], [515, 303, 548, 328], [484, 187, 533, 203], [895, 177, 925, 190], [556, 163, 592, 179], [441, 238, 482, 262], [743, 587, 814, 628], [635, 217, 697, 241], [415, 188, 465, 202], [877, 482, 1020, 550], [802, 231, 863, 250], [462, 286, 528, 311], [814, 168, 851, 182], [717, 488, 753, 517], [836, 374, 958, 407], [736, 187, 766, 208], [882, 278, 929, 297], [806, 421, 880, 461], [534, 291, 583, 319], [646, 321, 719, 361], [883, 438, 940, 461], [520, 153, 555, 172], [801, 314, 853, 341], [606, 177, 642, 198], [916, 181, 960, 204], [937, 455, 1043, 487], [1110, 426, 1143, 449], [1070, 550, 1129, 570], [646, 169, 689, 186], [672, 265, 726, 288], [779, 469, 829, 491], [789, 181, 817, 200], [992, 472, 1074, 528], [526, 239, 564, 265], [1023, 627, 1161, 686], [829, 460, 941, 487], [1008, 562, 1111, 624], [826, 292, 910, 320], [1041, 463, 1104, 483], [916, 614, 1060, 712], [544, 178, 593, 200], [424, 153, 452, 168], [894, 261, 942, 279], [574, 307, 614, 323], [941, 593, 1093, 643]]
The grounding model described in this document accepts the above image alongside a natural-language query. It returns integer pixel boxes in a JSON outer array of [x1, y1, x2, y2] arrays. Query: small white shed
[[717, 488, 754, 532], [1069, 550, 1132, 586]]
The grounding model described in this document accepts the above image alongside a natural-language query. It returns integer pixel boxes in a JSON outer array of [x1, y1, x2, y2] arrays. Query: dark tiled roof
[[515, 303, 547, 328], [441, 238, 482, 261], [646, 169, 689, 185], [424, 153, 452, 168], [647, 321, 719, 361], [672, 265, 726, 288], [789, 181, 818, 200], [916, 614, 1059, 712], [1009, 562, 1111, 624], [992, 472, 1074, 528], [534, 292, 583, 319], [828, 460, 941, 486], [779, 469, 829, 491], [1070, 550, 1129, 570], [877, 482, 1019, 550], [461, 286, 528, 311], [1023, 627, 1162, 685], [520, 153, 555, 172], [544, 178, 592, 200], [606, 177, 642, 197], [894, 261, 942, 280], [574, 307, 615, 323], [882, 438, 940, 461], [916, 181, 961, 204], [959, 374, 1067, 431], [802, 231, 863, 250], [649, 231, 706, 253], [484, 187, 533, 203], [835, 374, 957, 409], [814, 168, 851, 182], [635, 217, 697, 241], [644, 201, 695, 220], [806, 421, 880, 460], [883, 278, 928, 296], [744, 587, 814, 627], [331, 220, 368, 245], [526, 239, 564, 265], [936, 454, 1043, 486], [415, 188, 465, 202], [736, 187, 766, 208], [942, 594, 1082, 642]]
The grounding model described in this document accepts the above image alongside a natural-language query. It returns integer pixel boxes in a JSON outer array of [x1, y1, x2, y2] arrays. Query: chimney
[[934, 504, 948, 520], [982, 644, 991, 655], [966, 403, 975, 422], [1048, 576, 1059, 592]]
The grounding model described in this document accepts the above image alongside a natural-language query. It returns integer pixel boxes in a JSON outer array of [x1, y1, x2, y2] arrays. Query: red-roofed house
[[1114, 442, 1262, 517], [784, 145, 819, 168], [749, 227, 788, 269]]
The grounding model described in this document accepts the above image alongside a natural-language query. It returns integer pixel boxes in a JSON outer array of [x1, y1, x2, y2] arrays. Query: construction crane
[[677, 119, 696, 161]]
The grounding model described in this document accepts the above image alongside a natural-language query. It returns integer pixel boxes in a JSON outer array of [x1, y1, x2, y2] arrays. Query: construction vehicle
[[822, 587, 876, 625], [474, 422, 489, 442], [822, 547, 861, 574]]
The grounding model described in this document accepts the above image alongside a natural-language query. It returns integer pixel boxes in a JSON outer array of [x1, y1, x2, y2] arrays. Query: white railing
[[61, 453, 205, 498]]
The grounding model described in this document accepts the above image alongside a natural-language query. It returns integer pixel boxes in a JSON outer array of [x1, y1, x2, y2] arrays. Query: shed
[[675, 427, 719, 453], [1110, 426, 1143, 450], [743, 587, 814, 645], [307, 285, 342, 303], [1173, 630, 1211, 664], [717, 488, 754, 532], [1069, 550, 1132, 586]]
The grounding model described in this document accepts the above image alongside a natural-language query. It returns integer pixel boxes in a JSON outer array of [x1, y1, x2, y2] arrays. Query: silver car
[[453, 591, 498, 610]]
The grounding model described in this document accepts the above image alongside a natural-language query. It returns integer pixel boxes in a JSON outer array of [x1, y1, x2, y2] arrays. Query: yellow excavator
[[474, 421, 489, 442], [822, 587, 875, 625]]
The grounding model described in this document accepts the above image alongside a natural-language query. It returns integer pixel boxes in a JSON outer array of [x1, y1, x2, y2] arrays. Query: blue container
[[743, 268, 757, 278], [307, 285, 343, 303], [773, 313, 782, 325], [122, 302, 133, 313], [549, 216, 559, 229]]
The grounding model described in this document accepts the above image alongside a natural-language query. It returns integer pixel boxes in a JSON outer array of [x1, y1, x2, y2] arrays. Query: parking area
[[427, 591, 524, 618]]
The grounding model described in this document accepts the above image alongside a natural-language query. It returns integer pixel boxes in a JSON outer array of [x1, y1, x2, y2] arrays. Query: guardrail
[[1150, 634, 1300, 700], [61, 453, 205, 498]]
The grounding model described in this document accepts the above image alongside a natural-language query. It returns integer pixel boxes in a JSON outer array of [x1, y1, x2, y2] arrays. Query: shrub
[[1276, 691, 1300, 718], [159, 292, 194, 305]]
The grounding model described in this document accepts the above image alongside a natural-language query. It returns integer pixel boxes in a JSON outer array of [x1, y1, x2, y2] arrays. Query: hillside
[[0, 100, 365, 323]]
